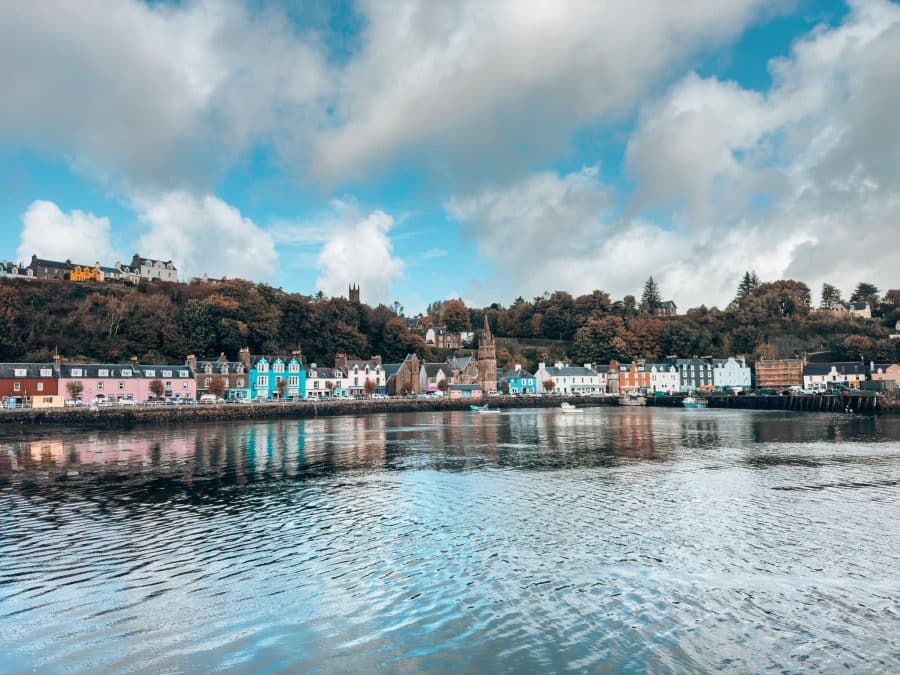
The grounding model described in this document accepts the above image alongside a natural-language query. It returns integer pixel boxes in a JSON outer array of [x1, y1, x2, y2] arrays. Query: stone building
[[385, 354, 421, 395], [129, 254, 178, 282], [476, 315, 497, 393], [755, 358, 803, 388]]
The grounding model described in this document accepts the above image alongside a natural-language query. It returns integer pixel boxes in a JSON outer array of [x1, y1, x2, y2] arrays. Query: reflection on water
[[1, 408, 899, 673]]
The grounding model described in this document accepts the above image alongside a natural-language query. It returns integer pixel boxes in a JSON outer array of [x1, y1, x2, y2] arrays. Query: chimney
[[239, 347, 251, 369], [584, 363, 591, 370], [538, 362, 546, 371], [515, 363, 521, 372], [373, 355, 382, 366], [186, 354, 197, 371], [130, 356, 140, 371], [53, 352, 61, 373], [554, 361, 564, 369]]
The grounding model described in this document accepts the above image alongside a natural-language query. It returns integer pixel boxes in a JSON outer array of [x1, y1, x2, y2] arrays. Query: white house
[[419, 363, 451, 393], [647, 363, 680, 393], [802, 362, 866, 391], [534, 362, 604, 395], [305, 365, 348, 398], [713, 357, 752, 392]]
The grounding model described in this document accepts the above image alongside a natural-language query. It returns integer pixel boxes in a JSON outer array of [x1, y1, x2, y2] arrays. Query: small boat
[[682, 395, 708, 409], [560, 402, 583, 414], [470, 404, 500, 414], [617, 392, 647, 406]]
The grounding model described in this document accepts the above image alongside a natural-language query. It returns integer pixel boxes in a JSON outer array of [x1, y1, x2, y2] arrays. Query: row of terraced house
[[1, 253, 178, 283]]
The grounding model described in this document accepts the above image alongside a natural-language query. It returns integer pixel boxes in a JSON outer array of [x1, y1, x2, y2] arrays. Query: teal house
[[249, 351, 306, 399], [498, 365, 537, 395]]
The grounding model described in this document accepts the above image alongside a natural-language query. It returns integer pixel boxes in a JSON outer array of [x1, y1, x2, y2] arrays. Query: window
[[179, 370, 189, 378], [43, 397, 52, 403], [97, 382, 104, 391], [40, 369, 52, 377], [258, 362, 269, 373], [122, 369, 132, 377], [37, 382, 44, 392], [257, 375, 268, 387], [289, 362, 299, 373], [289, 376, 299, 387], [98, 369, 109, 377], [118, 382, 124, 391], [273, 362, 284, 373], [13, 382, 21, 391], [144, 369, 155, 377], [70, 368, 83, 377], [13, 368, 26, 377], [162, 370, 172, 378], [236, 378, 244, 387], [313, 381, 319, 389], [204, 364, 213, 374]]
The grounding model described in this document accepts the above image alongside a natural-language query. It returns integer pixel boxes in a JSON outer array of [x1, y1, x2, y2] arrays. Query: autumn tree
[[437, 379, 449, 395], [276, 378, 288, 399], [500, 380, 510, 395], [66, 380, 84, 400], [441, 299, 471, 334], [325, 380, 335, 398], [207, 376, 226, 398], [542, 379, 556, 394], [149, 379, 165, 399], [820, 283, 843, 309], [364, 378, 377, 397]]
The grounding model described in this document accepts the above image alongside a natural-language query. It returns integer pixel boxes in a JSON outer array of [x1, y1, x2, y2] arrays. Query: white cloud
[[133, 191, 277, 281], [17, 200, 116, 265], [452, 0, 900, 309], [313, 207, 404, 304]]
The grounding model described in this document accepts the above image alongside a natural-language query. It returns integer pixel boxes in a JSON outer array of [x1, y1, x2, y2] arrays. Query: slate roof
[[646, 362, 677, 371], [850, 301, 869, 311], [543, 366, 597, 377], [423, 363, 452, 378], [139, 365, 194, 379], [499, 367, 534, 380], [449, 384, 482, 391], [307, 368, 343, 379], [674, 359, 713, 367], [32, 257, 72, 270], [382, 363, 403, 379], [449, 356, 472, 371], [803, 361, 866, 376], [0, 363, 56, 378], [659, 300, 677, 308], [59, 363, 139, 378]]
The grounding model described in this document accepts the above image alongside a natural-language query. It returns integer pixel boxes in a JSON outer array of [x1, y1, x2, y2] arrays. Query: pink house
[[137, 364, 196, 400], [58, 362, 196, 402]]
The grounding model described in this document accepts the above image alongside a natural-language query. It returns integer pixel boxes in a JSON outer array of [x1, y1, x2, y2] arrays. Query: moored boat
[[560, 401, 583, 414], [617, 392, 647, 406], [471, 404, 500, 414], [682, 395, 708, 409]]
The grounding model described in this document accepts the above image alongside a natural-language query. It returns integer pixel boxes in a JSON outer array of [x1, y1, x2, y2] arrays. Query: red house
[[0, 363, 60, 406]]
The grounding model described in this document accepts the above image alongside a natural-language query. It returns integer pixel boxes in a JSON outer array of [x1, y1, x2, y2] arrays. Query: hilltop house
[[129, 254, 178, 282], [0, 261, 34, 280], [654, 300, 678, 317]]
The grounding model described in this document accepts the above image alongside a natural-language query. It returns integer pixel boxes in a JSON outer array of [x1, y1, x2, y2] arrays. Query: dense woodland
[[0, 274, 897, 369]]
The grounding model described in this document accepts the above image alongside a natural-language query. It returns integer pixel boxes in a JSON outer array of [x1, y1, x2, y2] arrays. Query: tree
[[441, 299, 471, 333], [65, 380, 84, 400], [276, 377, 288, 399], [500, 380, 510, 395], [820, 283, 843, 309], [734, 270, 760, 305], [850, 282, 880, 306], [207, 376, 226, 398], [325, 380, 335, 398], [149, 378, 165, 399], [364, 378, 377, 397], [883, 289, 900, 307], [640, 276, 662, 313], [437, 379, 449, 395], [542, 379, 556, 394], [842, 334, 873, 361]]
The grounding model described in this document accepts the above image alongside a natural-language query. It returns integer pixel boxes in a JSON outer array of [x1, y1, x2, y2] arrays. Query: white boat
[[617, 392, 647, 406], [560, 402, 583, 414], [682, 395, 708, 409], [470, 404, 500, 414]]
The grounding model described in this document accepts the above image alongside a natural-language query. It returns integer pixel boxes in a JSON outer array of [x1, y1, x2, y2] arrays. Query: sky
[[1, 0, 898, 313]]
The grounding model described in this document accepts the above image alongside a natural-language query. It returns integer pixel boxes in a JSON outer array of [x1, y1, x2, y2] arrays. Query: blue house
[[248, 351, 306, 399], [498, 365, 537, 395]]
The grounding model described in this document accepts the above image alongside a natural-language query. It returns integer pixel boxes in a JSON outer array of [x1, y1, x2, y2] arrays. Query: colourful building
[[0, 363, 60, 407], [248, 352, 306, 399], [498, 365, 537, 395]]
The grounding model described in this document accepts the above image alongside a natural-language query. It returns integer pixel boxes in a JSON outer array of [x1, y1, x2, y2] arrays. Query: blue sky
[[1, 0, 897, 313]]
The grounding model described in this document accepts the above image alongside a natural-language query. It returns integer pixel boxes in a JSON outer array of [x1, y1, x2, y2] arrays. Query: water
[[1, 408, 898, 673]]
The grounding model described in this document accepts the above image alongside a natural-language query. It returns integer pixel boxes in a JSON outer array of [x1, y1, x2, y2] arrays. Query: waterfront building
[[59, 362, 145, 402], [305, 364, 348, 398], [335, 354, 385, 396], [420, 363, 452, 394], [385, 354, 421, 396], [675, 358, 715, 392], [249, 352, 306, 399], [137, 364, 197, 400], [755, 358, 804, 388], [534, 362, 604, 395], [713, 357, 752, 392], [646, 362, 680, 393], [870, 362, 900, 387], [614, 361, 652, 393], [448, 384, 482, 399], [0, 362, 60, 407], [802, 362, 867, 391], [187, 353, 250, 400], [498, 365, 537, 395]]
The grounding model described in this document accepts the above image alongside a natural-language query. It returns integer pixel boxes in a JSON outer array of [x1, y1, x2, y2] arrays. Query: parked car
[[118, 398, 138, 407], [199, 394, 224, 404], [64, 399, 85, 407]]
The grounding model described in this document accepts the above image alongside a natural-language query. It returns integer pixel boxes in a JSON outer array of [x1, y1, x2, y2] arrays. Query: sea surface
[[1, 408, 898, 673]]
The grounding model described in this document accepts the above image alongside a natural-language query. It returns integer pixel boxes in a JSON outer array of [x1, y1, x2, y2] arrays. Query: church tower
[[348, 283, 360, 303], [477, 314, 497, 393]]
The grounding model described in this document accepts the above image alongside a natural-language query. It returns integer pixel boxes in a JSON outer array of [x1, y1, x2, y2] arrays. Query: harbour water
[[1, 408, 898, 672]]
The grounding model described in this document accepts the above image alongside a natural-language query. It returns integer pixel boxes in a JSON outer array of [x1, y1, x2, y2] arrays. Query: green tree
[[734, 270, 760, 305], [850, 282, 879, 306], [820, 283, 843, 309], [640, 276, 662, 313]]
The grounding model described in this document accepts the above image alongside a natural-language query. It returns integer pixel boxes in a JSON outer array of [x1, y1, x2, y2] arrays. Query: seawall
[[0, 395, 616, 430], [648, 393, 894, 414]]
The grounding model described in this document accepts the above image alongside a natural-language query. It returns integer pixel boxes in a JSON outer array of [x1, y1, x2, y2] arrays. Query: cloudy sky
[[1, 0, 898, 311]]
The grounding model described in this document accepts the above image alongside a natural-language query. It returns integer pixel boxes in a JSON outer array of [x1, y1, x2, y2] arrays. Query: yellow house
[[69, 264, 103, 282]]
